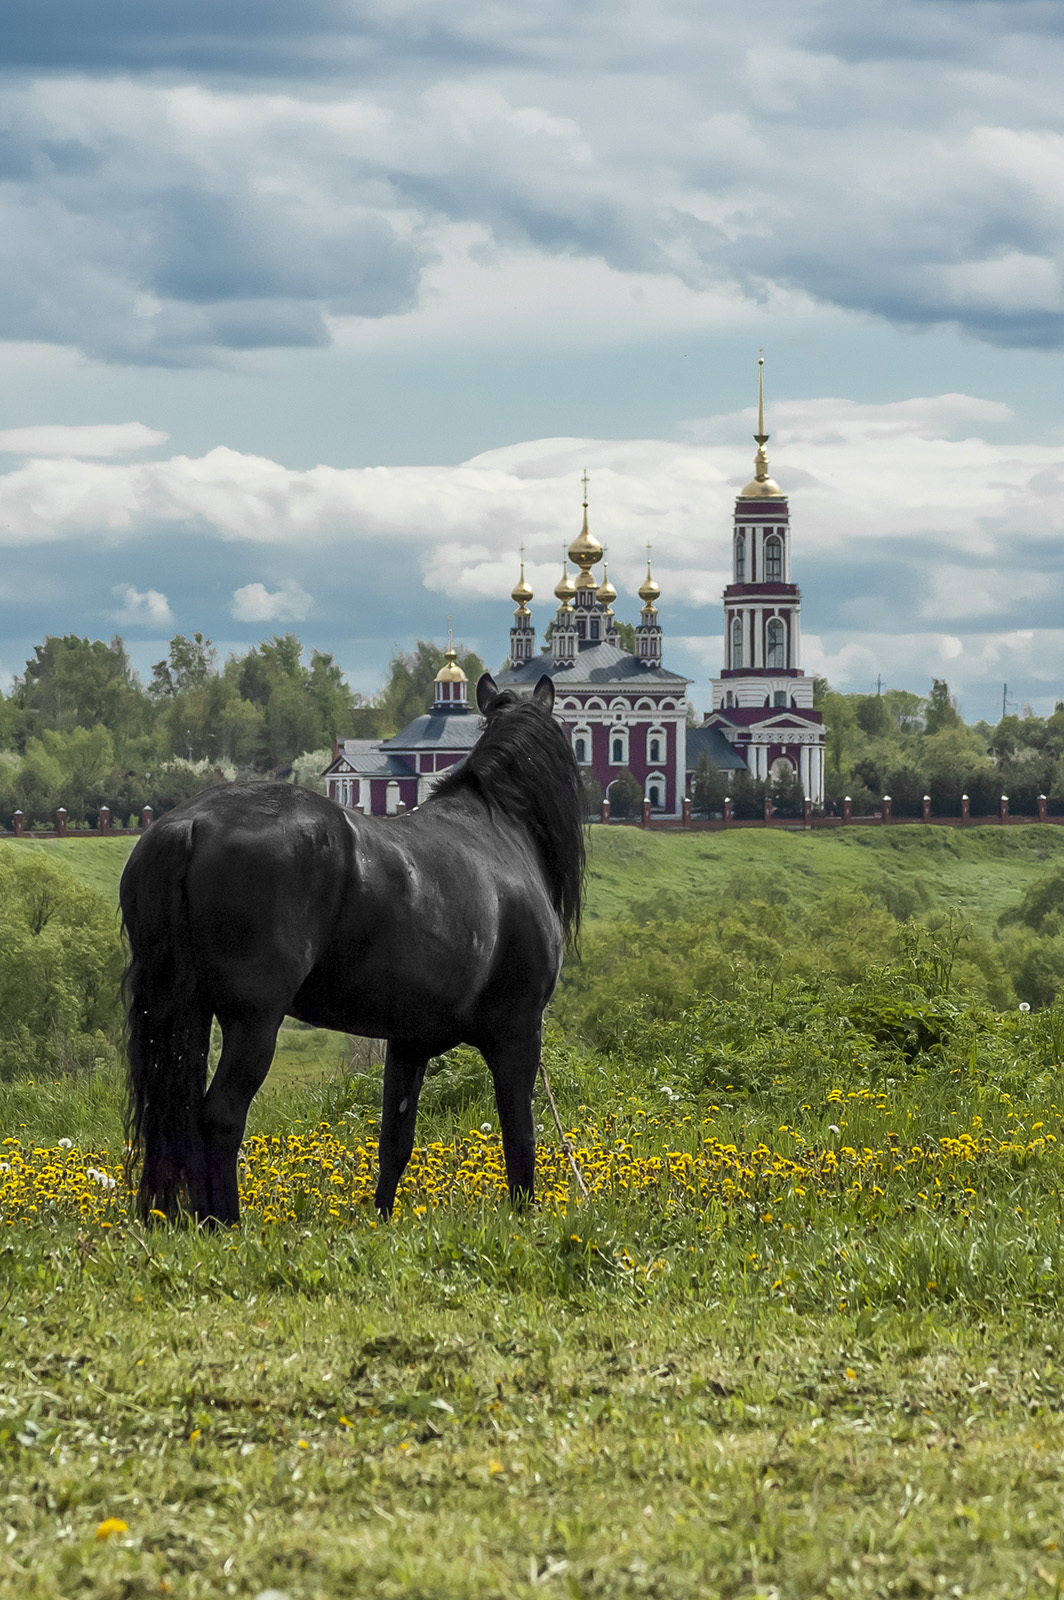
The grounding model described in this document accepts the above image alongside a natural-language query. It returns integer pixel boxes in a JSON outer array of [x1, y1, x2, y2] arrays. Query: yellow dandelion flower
[[95, 1518, 129, 1541]]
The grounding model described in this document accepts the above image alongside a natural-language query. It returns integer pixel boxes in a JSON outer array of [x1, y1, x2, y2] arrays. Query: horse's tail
[[121, 816, 210, 1221]]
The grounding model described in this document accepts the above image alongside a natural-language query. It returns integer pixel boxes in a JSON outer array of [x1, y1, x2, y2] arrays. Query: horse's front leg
[[197, 1013, 283, 1226], [483, 1031, 541, 1207], [375, 1041, 430, 1217]]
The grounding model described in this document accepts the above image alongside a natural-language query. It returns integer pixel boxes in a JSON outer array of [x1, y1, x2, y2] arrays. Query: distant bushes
[[0, 852, 124, 1078]]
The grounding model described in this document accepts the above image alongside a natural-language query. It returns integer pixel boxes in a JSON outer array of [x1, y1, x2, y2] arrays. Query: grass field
[[5, 820, 1064, 1597], [8, 819, 1064, 928]]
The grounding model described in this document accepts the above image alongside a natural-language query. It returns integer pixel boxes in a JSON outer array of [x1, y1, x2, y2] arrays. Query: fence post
[[960, 793, 970, 823], [98, 805, 111, 834], [922, 794, 931, 822], [141, 805, 154, 830], [56, 808, 68, 838], [842, 796, 852, 824], [881, 795, 892, 824], [641, 798, 652, 827], [1000, 793, 1009, 824], [396, 801, 408, 816], [803, 797, 812, 824], [681, 796, 692, 827], [1038, 793, 1047, 822], [600, 798, 611, 824], [763, 794, 773, 823], [12, 810, 23, 836], [723, 796, 733, 827]]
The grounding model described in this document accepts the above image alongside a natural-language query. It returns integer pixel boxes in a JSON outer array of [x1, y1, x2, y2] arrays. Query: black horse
[[120, 674, 583, 1226]]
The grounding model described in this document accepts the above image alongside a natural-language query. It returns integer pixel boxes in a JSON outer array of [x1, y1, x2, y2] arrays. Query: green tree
[[605, 766, 643, 819], [924, 679, 961, 735], [149, 633, 217, 699], [13, 635, 150, 751]]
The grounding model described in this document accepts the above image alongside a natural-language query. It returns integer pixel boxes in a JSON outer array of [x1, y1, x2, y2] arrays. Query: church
[[324, 362, 826, 816]]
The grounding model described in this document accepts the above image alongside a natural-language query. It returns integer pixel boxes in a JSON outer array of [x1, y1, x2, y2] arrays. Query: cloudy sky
[[0, 0, 1062, 722]]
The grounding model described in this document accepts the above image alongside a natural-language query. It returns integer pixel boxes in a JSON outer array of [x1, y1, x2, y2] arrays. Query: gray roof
[[381, 707, 483, 752], [497, 641, 688, 689], [325, 746, 414, 778], [686, 724, 748, 772]]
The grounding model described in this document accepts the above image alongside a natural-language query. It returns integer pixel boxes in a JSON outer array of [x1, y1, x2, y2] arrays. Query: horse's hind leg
[[375, 1041, 430, 1217], [483, 1034, 541, 1207], [197, 1011, 283, 1226]]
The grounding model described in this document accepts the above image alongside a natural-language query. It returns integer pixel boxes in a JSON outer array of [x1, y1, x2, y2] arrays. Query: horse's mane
[[431, 688, 586, 947]]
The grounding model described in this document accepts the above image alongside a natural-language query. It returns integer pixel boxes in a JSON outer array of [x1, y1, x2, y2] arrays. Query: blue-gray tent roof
[[686, 724, 748, 772], [381, 708, 483, 752]]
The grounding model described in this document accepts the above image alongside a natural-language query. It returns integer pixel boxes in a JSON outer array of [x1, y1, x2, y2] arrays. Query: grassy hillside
[[587, 821, 1064, 923], [6, 821, 1063, 926]]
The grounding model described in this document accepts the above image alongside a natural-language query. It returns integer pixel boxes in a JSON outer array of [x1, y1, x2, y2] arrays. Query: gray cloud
[[0, 1, 1060, 362]]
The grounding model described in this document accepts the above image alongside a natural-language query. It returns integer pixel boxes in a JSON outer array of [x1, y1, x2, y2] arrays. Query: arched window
[[612, 737, 624, 763], [766, 617, 785, 668], [765, 535, 782, 581], [649, 784, 662, 808], [650, 738, 661, 763], [735, 532, 745, 581], [385, 780, 400, 816], [575, 736, 587, 764], [731, 616, 743, 667]]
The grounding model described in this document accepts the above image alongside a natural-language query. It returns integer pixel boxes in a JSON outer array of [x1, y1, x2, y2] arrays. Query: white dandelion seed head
[[57, 1138, 73, 1150]]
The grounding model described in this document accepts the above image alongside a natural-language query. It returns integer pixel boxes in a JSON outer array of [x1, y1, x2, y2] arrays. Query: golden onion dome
[[554, 561, 576, 605], [596, 563, 617, 608], [511, 559, 533, 610], [434, 642, 467, 684], [638, 558, 660, 606], [568, 504, 604, 573]]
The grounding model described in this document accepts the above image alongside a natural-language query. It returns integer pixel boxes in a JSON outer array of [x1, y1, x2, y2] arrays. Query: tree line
[[0, 632, 484, 827]]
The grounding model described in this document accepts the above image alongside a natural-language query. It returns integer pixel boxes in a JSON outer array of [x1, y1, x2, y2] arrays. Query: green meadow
[[4, 821, 1064, 1597]]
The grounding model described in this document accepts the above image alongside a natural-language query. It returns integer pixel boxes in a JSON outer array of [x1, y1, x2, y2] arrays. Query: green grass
[[8, 821, 1063, 929], [1, 835, 137, 902], [7, 976, 1064, 1596], [585, 821, 1064, 926]]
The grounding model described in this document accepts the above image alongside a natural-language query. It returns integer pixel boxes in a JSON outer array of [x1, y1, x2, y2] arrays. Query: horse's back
[[122, 783, 352, 1012]]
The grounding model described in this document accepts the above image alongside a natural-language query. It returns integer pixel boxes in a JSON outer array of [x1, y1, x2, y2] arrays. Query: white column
[[800, 743, 811, 797], [753, 610, 763, 667], [791, 603, 801, 670]]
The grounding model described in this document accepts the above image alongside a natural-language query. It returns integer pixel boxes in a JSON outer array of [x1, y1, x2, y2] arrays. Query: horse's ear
[[532, 675, 555, 712], [476, 673, 500, 714]]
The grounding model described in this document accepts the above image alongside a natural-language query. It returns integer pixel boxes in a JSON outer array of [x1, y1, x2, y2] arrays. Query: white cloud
[[111, 583, 173, 625], [0, 423, 169, 457], [229, 579, 313, 622]]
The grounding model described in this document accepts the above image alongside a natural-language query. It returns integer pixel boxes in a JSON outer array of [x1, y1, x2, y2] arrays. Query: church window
[[735, 533, 745, 581], [610, 729, 629, 765], [731, 616, 743, 667], [767, 617, 785, 668], [649, 784, 662, 808], [650, 738, 660, 762], [765, 535, 783, 581], [773, 690, 787, 707], [612, 738, 623, 762], [574, 736, 587, 764], [590, 618, 599, 639]]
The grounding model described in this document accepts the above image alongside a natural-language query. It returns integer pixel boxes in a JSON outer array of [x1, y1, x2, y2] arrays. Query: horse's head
[[476, 672, 555, 717]]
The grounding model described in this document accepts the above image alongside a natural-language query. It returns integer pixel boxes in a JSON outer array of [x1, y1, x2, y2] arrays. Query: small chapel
[[324, 360, 826, 816]]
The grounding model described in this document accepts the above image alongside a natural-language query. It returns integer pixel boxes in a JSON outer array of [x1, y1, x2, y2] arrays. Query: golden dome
[[739, 354, 785, 499], [638, 557, 660, 606], [511, 558, 533, 611], [434, 639, 467, 684], [554, 560, 576, 607], [596, 563, 617, 608], [567, 473, 603, 579]]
